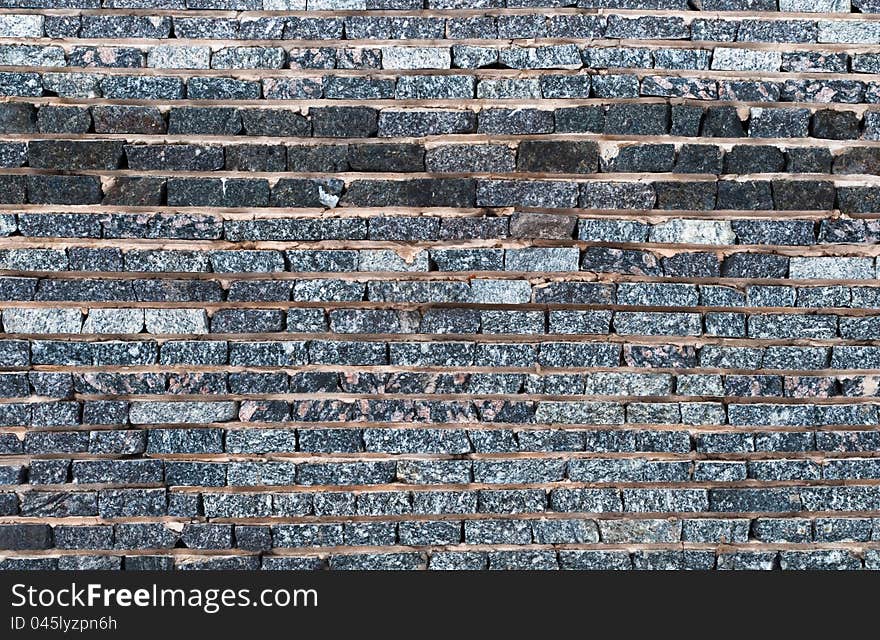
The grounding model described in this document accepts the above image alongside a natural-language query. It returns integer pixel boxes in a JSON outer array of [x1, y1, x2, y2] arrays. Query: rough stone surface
[[0, 0, 876, 573]]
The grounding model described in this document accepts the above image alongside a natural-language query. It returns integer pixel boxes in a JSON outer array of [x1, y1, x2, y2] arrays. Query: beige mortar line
[[4, 269, 880, 288], [5, 63, 880, 82], [8, 36, 880, 54], [3, 451, 878, 464], [9, 390, 880, 403], [0, 301, 873, 314], [58, 391, 880, 403], [13, 363, 880, 378], [0, 206, 856, 220], [3, 330, 880, 348], [0, 331, 880, 352], [6, 417, 880, 430], [12, 131, 880, 150], [6, 95, 880, 113], [0, 167, 736, 180], [0, 167, 747, 180], [0, 227, 856, 241], [4, 478, 879, 493], [5, 299, 880, 318], [0, 207, 862, 226], [538, 206, 877, 220], [3, 421, 878, 434], [69, 512, 880, 525], [0, 543, 876, 561], [0, 204, 495, 215], [2, 95, 672, 109], [156, 479, 880, 492], [11, 511, 878, 526], [2, 6, 880, 19], [195, 542, 880, 557], [2, 512, 869, 527]]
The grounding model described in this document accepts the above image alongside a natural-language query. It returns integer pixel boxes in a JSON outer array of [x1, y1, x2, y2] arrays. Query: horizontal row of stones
[[8, 14, 880, 45], [6, 485, 880, 515], [4, 516, 880, 553], [5, 213, 880, 246], [8, 247, 880, 277], [0, 395, 877, 425], [10, 331, 880, 365], [7, 368, 880, 399], [21, 139, 880, 175], [5, 424, 877, 454], [0, 0, 871, 12], [12, 306, 880, 339], [5, 175, 880, 211], [17, 44, 880, 76], [4, 213, 880, 245], [0, 548, 874, 571], [3, 453, 880, 484], [6, 71, 880, 106], [11, 279, 880, 316], [11, 104, 880, 140], [9, 279, 880, 310]]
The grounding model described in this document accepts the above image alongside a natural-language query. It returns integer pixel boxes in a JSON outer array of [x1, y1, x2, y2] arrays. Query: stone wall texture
[[1, 0, 880, 571]]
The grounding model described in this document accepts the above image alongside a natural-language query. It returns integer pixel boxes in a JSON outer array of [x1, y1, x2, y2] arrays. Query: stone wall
[[0, 1, 880, 570]]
